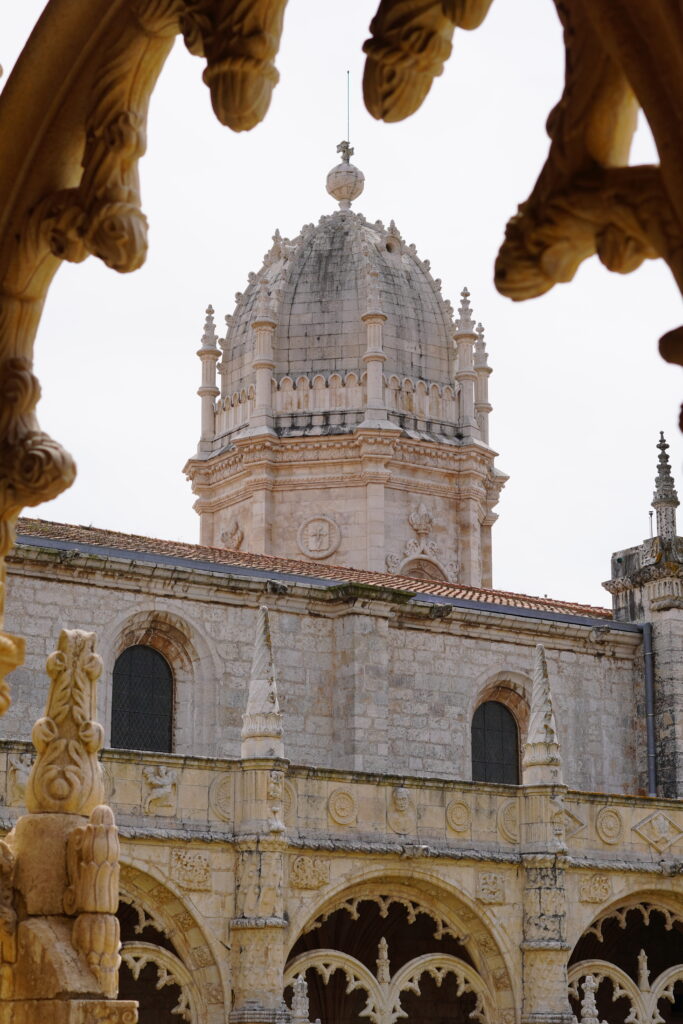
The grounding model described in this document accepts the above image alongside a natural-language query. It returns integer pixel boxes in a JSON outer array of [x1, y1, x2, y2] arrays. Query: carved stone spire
[[201, 304, 218, 348], [522, 644, 562, 785], [241, 606, 284, 758], [652, 432, 679, 541], [454, 287, 475, 336], [578, 974, 604, 1024]]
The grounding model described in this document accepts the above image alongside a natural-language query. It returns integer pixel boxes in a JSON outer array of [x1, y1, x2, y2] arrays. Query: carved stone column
[[0, 629, 136, 1023], [230, 766, 289, 1024], [520, 784, 571, 1022], [230, 608, 289, 1023]]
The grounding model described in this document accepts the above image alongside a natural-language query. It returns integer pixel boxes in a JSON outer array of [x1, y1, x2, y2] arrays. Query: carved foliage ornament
[[26, 629, 105, 815], [290, 856, 330, 890], [65, 805, 122, 999]]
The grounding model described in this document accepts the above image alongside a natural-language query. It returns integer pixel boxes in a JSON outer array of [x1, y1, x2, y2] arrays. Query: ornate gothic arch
[[285, 948, 493, 1024], [287, 870, 517, 1014], [118, 859, 226, 1018], [568, 892, 683, 1024]]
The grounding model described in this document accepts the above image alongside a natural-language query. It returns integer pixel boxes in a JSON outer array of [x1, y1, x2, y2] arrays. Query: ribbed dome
[[220, 208, 456, 395]]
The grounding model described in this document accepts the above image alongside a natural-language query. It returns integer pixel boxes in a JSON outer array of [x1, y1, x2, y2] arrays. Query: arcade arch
[[285, 874, 514, 1024], [568, 894, 683, 1024]]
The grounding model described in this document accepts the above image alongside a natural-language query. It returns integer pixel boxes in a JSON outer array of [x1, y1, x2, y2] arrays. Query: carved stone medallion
[[328, 787, 357, 826], [290, 856, 330, 890], [209, 773, 233, 823], [595, 807, 623, 845], [579, 873, 611, 903], [387, 786, 416, 835], [446, 799, 471, 834], [297, 515, 341, 560], [498, 799, 519, 844]]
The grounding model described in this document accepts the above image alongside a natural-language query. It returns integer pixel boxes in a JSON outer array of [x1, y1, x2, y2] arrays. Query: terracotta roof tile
[[14, 517, 612, 620]]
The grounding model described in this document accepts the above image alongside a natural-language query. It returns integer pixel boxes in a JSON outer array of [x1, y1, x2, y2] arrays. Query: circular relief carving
[[297, 515, 341, 560], [446, 799, 471, 833], [498, 799, 519, 844], [596, 807, 623, 845], [209, 774, 233, 823], [283, 781, 297, 826], [328, 787, 357, 826]]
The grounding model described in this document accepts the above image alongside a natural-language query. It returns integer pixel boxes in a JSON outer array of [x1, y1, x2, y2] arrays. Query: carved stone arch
[[568, 888, 683, 950], [100, 607, 214, 752], [121, 941, 202, 1023], [568, 889, 683, 1024], [286, 868, 516, 1012], [400, 555, 449, 582], [118, 859, 225, 1018], [468, 670, 531, 741]]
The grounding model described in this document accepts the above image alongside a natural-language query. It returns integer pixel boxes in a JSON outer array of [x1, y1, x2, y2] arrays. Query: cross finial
[[337, 140, 354, 163]]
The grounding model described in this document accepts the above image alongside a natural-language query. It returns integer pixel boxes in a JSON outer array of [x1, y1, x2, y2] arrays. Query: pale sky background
[[3, 1, 682, 608]]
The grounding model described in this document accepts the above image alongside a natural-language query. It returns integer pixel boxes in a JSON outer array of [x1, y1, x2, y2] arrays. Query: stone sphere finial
[[326, 140, 365, 210]]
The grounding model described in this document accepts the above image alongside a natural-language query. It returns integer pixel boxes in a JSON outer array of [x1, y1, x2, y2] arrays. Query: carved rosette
[[25, 630, 105, 815]]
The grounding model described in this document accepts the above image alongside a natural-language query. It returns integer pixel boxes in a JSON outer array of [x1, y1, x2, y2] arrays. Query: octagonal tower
[[185, 145, 507, 586]]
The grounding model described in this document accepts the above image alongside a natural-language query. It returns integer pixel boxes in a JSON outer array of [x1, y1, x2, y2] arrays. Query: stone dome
[[220, 172, 457, 405]]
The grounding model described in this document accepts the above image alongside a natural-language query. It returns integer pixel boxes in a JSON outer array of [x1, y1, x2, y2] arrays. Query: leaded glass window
[[471, 700, 519, 784], [111, 645, 173, 753]]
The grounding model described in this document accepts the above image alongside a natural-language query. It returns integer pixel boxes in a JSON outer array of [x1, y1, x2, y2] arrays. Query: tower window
[[471, 700, 519, 784], [111, 645, 173, 753]]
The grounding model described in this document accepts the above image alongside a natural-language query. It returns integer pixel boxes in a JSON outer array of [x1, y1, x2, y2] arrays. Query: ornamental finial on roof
[[326, 141, 365, 210], [241, 606, 283, 759], [454, 287, 475, 336], [201, 304, 218, 347], [653, 431, 679, 540], [522, 644, 562, 785]]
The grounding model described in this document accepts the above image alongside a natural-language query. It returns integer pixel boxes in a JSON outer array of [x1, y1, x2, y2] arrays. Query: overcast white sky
[[3, 1, 682, 608]]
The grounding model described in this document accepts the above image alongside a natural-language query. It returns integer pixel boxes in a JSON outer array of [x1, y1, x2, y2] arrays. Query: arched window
[[111, 645, 173, 753], [471, 700, 519, 784]]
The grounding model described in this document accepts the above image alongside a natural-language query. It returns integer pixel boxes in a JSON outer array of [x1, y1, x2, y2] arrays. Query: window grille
[[111, 645, 173, 753], [471, 700, 519, 784]]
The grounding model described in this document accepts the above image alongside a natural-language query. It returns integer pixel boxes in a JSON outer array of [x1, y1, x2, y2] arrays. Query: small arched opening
[[111, 644, 173, 753], [471, 700, 520, 785]]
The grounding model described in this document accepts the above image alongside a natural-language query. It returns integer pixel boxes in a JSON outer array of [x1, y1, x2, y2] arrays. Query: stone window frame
[[468, 672, 531, 783], [104, 610, 201, 754]]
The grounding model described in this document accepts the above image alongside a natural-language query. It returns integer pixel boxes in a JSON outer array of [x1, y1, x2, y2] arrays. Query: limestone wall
[[3, 548, 644, 793]]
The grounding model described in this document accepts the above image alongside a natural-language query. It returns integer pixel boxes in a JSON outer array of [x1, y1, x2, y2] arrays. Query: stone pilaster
[[520, 787, 573, 1024], [454, 288, 480, 440], [231, 765, 288, 1024], [474, 322, 492, 444], [332, 597, 391, 772], [250, 284, 277, 434]]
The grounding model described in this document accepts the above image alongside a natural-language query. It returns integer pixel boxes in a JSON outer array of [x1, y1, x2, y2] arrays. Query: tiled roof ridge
[[14, 516, 612, 619]]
